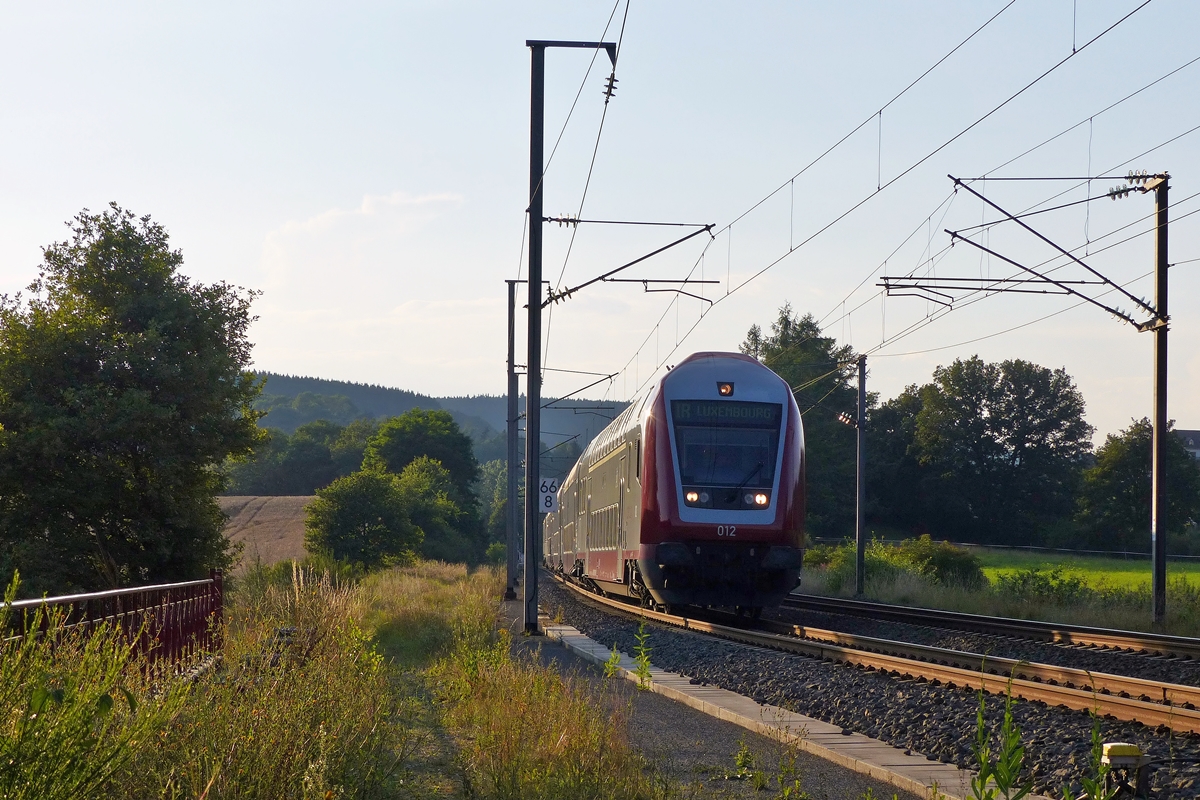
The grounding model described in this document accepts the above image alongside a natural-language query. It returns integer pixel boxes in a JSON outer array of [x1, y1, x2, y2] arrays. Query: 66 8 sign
[[539, 479, 559, 513]]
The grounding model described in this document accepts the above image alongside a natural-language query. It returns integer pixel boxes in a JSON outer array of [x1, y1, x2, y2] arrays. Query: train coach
[[543, 351, 805, 615]]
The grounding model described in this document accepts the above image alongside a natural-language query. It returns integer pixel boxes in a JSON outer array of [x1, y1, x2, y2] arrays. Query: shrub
[[484, 541, 506, 565], [813, 536, 985, 593], [802, 542, 838, 568], [994, 567, 1095, 606], [820, 540, 911, 593], [896, 535, 987, 588]]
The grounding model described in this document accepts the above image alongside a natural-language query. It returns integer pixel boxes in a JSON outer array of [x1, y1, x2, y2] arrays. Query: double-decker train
[[543, 351, 805, 614]]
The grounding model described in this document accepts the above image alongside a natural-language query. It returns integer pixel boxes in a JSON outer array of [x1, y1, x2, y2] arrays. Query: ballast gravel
[[768, 603, 1200, 688], [539, 580, 1200, 799]]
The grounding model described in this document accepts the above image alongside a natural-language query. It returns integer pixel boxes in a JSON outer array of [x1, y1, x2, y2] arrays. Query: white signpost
[[540, 478, 559, 513]]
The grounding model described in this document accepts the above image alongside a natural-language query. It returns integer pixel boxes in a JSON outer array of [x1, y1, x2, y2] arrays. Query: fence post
[[210, 569, 224, 651]]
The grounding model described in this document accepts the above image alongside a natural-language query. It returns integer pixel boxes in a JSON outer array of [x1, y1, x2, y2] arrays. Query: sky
[[1, 1, 1198, 442]]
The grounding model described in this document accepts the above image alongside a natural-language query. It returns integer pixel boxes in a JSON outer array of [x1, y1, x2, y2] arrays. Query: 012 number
[[717, 525, 737, 537]]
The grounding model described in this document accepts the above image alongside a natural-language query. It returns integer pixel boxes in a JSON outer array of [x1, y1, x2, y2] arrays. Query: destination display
[[670, 400, 782, 428]]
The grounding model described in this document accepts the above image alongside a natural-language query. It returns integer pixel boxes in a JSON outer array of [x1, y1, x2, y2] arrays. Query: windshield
[[671, 400, 783, 489]]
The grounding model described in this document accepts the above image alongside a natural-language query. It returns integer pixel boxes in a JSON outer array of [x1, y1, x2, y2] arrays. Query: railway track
[[783, 594, 1200, 660], [552, 574, 1200, 734]]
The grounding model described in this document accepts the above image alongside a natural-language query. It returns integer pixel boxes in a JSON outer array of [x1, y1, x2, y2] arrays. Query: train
[[543, 351, 805, 615]]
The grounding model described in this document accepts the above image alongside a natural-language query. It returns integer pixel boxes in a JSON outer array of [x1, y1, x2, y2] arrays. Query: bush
[[820, 540, 911, 593], [994, 567, 1094, 605], [813, 536, 985, 593], [896, 535, 987, 588], [802, 542, 838, 568], [484, 541, 506, 565]]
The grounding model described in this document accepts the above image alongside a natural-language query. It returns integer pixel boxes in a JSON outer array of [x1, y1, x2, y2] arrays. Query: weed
[[120, 563, 401, 799], [604, 643, 623, 678], [727, 739, 764, 787], [774, 748, 807, 798], [859, 789, 900, 800], [1059, 686, 1119, 800], [969, 671, 1031, 800], [633, 617, 653, 690]]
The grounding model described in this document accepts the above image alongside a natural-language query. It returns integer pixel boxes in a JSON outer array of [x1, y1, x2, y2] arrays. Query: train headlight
[[717, 382, 734, 396], [700, 492, 710, 503], [686, 491, 699, 503], [754, 493, 769, 506]]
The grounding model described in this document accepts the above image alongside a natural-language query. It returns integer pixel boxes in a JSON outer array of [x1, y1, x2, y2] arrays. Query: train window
[[671, 400, 783, 509], [635, 439, 640, 478]]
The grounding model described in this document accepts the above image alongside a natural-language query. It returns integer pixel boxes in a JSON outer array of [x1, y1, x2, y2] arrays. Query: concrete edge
[[540, 616, 1053, 800]]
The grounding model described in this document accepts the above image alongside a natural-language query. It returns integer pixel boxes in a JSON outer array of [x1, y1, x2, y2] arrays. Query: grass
[[964, 546, 1200, 590], [803, 540, 1200, 636], [2, 558, 693, 798]]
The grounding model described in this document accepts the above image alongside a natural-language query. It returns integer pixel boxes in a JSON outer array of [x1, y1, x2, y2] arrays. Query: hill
[[252, 372, 626, 460]]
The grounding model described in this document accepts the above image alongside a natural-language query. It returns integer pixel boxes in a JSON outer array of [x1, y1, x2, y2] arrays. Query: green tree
[[0, 205, 263, 594], [225, 418, 382, 496], [304, 470, 421, 568], [395, 456, 474, 562], [363, 408, 479, 508], [867, 384, 932, 531], [740, 305, 861, 536], [254, 391, 362, 432], [477, 459, 508, 543], [1076, 418, 1200, 551], [330, 418, 380, 477], [914, 356, 1092, 543]]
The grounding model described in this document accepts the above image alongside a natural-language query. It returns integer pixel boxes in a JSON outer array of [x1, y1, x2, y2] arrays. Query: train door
[[617, 453, 627, 578], [585, 475, 594, 573]]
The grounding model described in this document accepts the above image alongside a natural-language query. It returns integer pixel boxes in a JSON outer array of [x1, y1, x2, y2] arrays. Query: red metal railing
[[2, 570, 224, 670]]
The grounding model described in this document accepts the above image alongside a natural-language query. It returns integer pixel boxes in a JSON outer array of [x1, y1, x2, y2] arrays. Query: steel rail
[[551, 575, 1200, 734], [783, 594, 1200, 659], [748, 617, 1200, 710]]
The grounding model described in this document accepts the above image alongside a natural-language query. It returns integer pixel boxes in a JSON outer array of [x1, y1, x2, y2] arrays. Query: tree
[[867, 385, 932, 531], [1076, 418, 1200, 552], [477, 459, 508, 543], [395, 457, 474, 562], [225, 418, 382, 496], [363, 409, 479, 508], [740, 305, 861, 536], [913, 356, 1092, 543], [0, 205, 263, 594], [304, 471, 421, 568]]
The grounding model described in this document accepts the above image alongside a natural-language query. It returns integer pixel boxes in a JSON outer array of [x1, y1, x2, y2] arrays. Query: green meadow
[[964, 546, 1200, 590]]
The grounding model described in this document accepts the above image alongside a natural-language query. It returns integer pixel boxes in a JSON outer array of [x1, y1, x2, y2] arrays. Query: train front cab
[[636, 353, 804, 612]]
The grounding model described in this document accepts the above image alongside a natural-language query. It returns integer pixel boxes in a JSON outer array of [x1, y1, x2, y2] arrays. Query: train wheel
[[751, 606, 763, 621]]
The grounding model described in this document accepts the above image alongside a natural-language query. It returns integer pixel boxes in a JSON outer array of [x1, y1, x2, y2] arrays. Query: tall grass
[[372, 562, 673, 800], [116, 563, 403, 799], [0, 576, 188, 800], [4, 560, 684, 799]]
